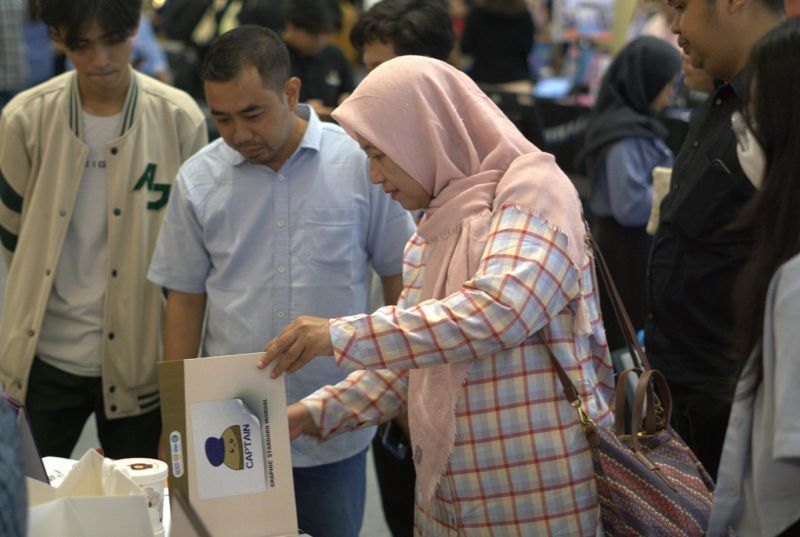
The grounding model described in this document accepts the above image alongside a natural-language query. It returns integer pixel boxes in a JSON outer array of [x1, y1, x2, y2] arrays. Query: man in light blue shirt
[[147, 26, 414, 537]]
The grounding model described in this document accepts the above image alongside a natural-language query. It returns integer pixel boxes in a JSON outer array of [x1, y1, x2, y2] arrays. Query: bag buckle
[[571, 398, 597, 431]]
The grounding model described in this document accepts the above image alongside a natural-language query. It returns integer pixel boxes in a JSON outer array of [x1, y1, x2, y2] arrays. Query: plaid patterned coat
[[304, 208, 615, 536]]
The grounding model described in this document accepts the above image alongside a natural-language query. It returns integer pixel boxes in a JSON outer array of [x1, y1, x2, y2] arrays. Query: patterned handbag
[[547, 235, 719, 537]]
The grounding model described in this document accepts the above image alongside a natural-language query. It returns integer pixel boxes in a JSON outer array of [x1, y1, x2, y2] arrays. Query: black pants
[[668, 381, 731, 481], [372, 426, 416, 537], [25, 357, 161, 459]]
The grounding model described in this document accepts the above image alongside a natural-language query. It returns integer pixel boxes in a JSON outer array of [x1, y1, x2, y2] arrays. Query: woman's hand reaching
[[258, 316, 333, 377]]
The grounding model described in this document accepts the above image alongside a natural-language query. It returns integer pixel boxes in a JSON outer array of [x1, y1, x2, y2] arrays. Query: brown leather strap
[[588, 234, 652, 370], [630, 369, 673, 451], [548, 229, 659, 435], [549, 348, 581, 405], [614, 368, 642, 436]]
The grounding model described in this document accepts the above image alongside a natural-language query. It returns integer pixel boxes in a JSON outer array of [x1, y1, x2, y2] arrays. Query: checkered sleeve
[[331, 208, 582, 371], [302, 368, 408, 440]]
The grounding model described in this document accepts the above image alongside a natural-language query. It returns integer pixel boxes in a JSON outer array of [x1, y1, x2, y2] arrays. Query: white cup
[[116, 458, 169, 536]]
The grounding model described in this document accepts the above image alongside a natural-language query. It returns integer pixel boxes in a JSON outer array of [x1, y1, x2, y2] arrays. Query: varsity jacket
[[0, 69, 207, 419]]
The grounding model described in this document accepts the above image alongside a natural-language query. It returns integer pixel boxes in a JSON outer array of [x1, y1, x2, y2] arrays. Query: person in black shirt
[[460, 0, 535, 89], [282, 0, 355, 119], [646, 0, 783, 479]]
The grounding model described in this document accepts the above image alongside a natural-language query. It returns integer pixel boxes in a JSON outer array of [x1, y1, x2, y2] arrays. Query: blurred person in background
[[0, 0, 28, 108], [22, 0, 55, 89], [577, 36, 681, 351], [282, 0, 354, 118], [131, 12, 172, 83], [460, 0, 535, 91], [350, 0, 453, 73]]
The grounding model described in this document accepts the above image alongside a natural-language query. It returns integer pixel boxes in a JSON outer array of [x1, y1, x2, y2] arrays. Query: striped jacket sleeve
[[331, 209, 582, 371], [0, 111, 30, 265]]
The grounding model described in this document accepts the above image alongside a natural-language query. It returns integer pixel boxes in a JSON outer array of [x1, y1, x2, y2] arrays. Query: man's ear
[[48, 26, 67, 51], [284, 77, 302, 110]]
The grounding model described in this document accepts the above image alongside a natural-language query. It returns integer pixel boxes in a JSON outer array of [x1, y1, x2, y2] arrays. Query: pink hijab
[[331, 56, 590, 503]]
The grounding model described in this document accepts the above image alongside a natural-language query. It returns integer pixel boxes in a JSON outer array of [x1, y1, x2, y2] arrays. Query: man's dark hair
[[37, 0, 142, 50], [202, 25, 291, 93], [350, 0, 454, 61], [283, 0, 340, 35]]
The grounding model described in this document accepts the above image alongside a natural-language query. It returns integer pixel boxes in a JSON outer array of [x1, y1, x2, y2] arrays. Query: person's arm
[[605, 138, 665, 227], [295, 368, 409, 441], [330, 208, 582, 372], [163, 290, 206, 360], [0, 110, 31, 267], [131, 13, 172, 83], [262, 207, 582, 376], [771, 263, 800, 460], [380, 274, 403, 306]]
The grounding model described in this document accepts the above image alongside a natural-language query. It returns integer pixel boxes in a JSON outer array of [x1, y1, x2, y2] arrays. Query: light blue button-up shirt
[[148, 105, 415, 466]]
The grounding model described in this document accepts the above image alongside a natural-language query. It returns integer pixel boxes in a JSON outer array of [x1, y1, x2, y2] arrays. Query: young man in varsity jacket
[[0, 0, 207, 459]]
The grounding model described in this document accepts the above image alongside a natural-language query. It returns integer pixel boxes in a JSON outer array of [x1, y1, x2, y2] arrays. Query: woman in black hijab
[[578, 36, 681, 351]]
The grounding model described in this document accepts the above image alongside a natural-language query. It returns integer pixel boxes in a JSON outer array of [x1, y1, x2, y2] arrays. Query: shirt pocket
[[304, 207, 356, 277], [672, 153, 753, 241]]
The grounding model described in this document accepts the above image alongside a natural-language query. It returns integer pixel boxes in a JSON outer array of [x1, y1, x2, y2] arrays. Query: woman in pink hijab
[[260, 55, 615, 535]]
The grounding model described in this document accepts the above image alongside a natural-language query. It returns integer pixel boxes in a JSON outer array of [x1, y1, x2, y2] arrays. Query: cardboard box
[[159, 353, 298, 537]]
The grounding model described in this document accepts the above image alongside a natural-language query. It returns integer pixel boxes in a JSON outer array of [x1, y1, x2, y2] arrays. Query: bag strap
[[630, 369, 673, 441], [588, 233, 652, 370], [614, 368, 642, 436], [547, 348, 599, 446], [546, 232, 657, 441]]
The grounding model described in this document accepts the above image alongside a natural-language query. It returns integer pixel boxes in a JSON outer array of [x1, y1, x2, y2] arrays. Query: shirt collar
[[225, 103, 322, 169], [712, 70, 748, 104]]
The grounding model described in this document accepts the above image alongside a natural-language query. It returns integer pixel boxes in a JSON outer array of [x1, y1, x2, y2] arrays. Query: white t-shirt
[[37, 111, 119, 377]]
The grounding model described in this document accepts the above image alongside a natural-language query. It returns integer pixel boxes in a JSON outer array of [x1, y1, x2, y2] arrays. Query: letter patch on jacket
[[133, 163, 170, 210]]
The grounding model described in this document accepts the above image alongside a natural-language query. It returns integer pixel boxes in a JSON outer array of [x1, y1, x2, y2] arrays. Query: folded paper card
[[159, 353, 298, 537], [27, 449, 152, 537], [647, 166, 672, 235]]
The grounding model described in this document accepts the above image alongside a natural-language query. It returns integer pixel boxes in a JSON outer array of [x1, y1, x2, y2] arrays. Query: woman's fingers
[[272, 338, 306, 378], [258, 316, 333, 377]]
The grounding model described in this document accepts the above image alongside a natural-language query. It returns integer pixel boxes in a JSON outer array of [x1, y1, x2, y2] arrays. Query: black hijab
[[577, 36, 682, 170]]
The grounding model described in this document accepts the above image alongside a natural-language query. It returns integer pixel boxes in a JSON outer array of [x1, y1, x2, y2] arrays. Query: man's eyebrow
[[210, 104, 263, 116]]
